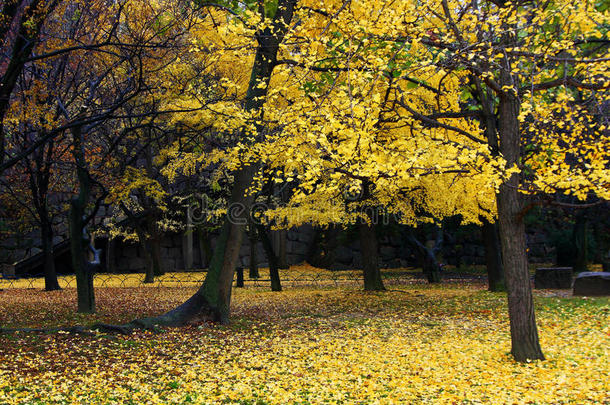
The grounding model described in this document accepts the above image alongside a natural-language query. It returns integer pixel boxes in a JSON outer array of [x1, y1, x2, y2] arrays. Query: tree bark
[[277, 230, 289, 269], [135, 225, 155, 283], [150, 235, 164, 276], [359, 219, 385, 291], [497, 90, 544, 361], [70, 124, 95, 313], [40, 219, 61, 291], [197, 227, 211, 269], [183, 228, 193, 271], [573, 212, 588, 273], [106, 238, 117, 273], [257, 225, 282, 291], [421, 250, 442, 283], [482, 219, 505, 291], [248, 225, 260, 279], [408, 228, 442, 284]]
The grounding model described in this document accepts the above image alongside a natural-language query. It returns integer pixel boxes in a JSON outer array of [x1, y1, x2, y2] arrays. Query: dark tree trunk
[[106, 239, 117, 273], [69, 204, 95, 313], [70, 125, 95, 314], [248, 225, 259, 279], [497, 89, 544, 361], [235, 267, 244, 288], [150, 235, 163, 276], [573, 212, 588, 273], [408, 228, 442, 284], [135, 227, 155, 284], [197, 227, 212, 269], [306, 226, 340, 269], [422, 251, 442, 283], [147, 215, 164, 277], [142, 243, 155, 284], [41, 220, 61, 291], [482, 219, 505, 291], [141, 238, 163, 283], [277, 230, 289, 269], [359, 219, 385, 291], [257, 225, 282, 291]]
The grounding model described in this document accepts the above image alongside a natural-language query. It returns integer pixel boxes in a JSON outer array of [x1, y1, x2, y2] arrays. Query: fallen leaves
[[0, 277, 608, 404]]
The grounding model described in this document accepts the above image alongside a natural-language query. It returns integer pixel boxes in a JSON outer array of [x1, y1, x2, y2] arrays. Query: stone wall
[[3, 223, 559, 276]]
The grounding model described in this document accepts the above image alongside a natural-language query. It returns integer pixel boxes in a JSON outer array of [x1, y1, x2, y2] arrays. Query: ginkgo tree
[[395, 0, 609, 361], [155, 0, 607, 363], [254, 0, 608, 362], [150, 0, 508, 322]]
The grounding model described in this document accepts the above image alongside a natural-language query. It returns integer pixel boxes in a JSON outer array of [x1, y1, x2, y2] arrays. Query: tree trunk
[[359, 219, 385, 291], [197, 227, 211, 269], [183, 229, 193, 271], [69, 202, 95, 313], [142, 244, 155, 284], [408, 228, 442, 284], [70, 124, 95, 314], [257, 225, 282, 291], [41, 220, 61, 291], [191, 165, 258, 322], [573, 212, 588, 273], [135, 227, 155, 284], [277, 230, 289, 269], [482, 219, 505, 291], [150, 235, 164, 276], [248, 225, 259, 279], [106, 239, 117, 273], [497, 89, 544, 361], [422, 250, 442, 283]]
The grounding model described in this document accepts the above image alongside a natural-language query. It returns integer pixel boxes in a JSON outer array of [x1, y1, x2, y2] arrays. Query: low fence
[[0, 266, 486, 290]]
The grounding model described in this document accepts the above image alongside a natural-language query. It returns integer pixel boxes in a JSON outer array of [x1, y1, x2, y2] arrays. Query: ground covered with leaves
[[0, 270, 608, 404]]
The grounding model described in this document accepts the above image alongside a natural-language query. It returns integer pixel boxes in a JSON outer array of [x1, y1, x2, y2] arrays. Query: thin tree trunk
[[197, 227, 211, 269], [277, 230, 289, 269], [408, 229, 442, 284], [359, 218, 385, 291], [573, 212, 588, 273], [150, 235, 164, 276], [70, 124, 95, 313], [134, 225, 155, 283], [183, 229, 193, 271], [248, 225, 259, 279], [482, 219, 505, 291], [106, 239, 117, 273], [257, 225, 282, 291], [41, 220, 61, 291], [497, 88, 544, 361], [422, 250, 442, 283], [147, 215, 164, 277]]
